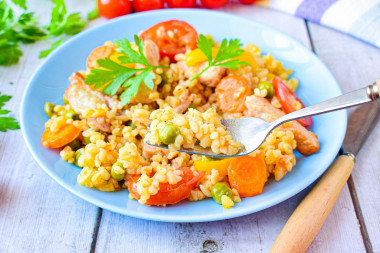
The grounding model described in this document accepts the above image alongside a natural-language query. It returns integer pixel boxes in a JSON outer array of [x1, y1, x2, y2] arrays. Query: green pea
[[75, 148, 85, 167], [111, 162, 125, 181], [44, 102, 55, 118], [258, 81, 275, 98], [211, 182, 232, 204], [201, 156, 221, 162], [65, 109, 80, 120], [63, 94, 69, 105], [68, 139, 82, 151], [159, 123, 179, 145]]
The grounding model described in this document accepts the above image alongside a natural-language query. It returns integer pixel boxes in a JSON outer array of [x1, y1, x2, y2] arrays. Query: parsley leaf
[[47, 0, 87, 37], [0, 1, 46, 65], [85, 35, 168, 106], [0, 92, 20, 132], [191, 34, 250, 80], [11, 0, 26, 10], [87, 6, 99, 21], [0, 39, 22, 65], [40, 0, 87, 58], [39, 38, 63, 58]]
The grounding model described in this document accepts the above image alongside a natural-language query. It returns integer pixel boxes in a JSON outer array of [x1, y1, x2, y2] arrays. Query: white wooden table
[[1, 1, 379, 252]]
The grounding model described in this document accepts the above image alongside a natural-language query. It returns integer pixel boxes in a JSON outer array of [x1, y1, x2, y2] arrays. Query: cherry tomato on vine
[[201, 0, 229, 9], [167, 0, 197, 8], [97, 0, 132, 19], [140, 20, 198, 62], [133, 0, 165, 12], [239, 0, 258, 4]]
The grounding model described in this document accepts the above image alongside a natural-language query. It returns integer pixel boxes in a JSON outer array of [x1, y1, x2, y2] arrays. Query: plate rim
[[20, 9, 347, 222]]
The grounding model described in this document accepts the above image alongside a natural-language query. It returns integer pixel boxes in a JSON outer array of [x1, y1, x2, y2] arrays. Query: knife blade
[[343, 100, 380, 156]]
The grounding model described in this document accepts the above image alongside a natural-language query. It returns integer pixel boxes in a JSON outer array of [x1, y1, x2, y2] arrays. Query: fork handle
[[272, 81, 379, 127], [270, 154, 355, 253]]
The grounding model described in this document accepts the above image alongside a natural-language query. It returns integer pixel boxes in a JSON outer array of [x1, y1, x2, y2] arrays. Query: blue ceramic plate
[[21, 9, 346, 222]]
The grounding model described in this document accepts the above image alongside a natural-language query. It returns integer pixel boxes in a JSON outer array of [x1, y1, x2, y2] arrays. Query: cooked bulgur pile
[[147, 107, 242, 155], [41, 20, 319, 208]]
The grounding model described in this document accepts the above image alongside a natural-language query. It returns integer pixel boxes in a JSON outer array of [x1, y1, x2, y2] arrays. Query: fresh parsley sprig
[[191, 34, 250, 80], [0, 92, 20, 132], [0, 1, 47, 65], [40, 0, 87, 58], [85, 35, 169, 106]]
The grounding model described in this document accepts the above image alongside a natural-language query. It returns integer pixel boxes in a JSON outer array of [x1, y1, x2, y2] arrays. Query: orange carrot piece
[[42, 123, 81, 149], [216, 75, 252, 113], [228, 155, 267, 197]]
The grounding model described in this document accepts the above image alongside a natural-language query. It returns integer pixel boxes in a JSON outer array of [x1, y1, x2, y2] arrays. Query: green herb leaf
[[0, 39, 22, 65], [0, 92, 20, 132], [48, 0, 87, 37], [0, 2, 46, 65], [0, 117, 20, 132], [85, 36, 169, 106], [0, 93, 12, 107], [39, 38, 64, 58], [11, 0, 27, 10], [196, 34, 213, 62], [115, 35, 149, 66], [64, 12, 87, 35], [191, 34, 250, 80], [87, 6, 99, 21]]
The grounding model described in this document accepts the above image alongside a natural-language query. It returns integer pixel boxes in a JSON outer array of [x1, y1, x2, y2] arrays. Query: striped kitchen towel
[[258, 0, 380, 48]]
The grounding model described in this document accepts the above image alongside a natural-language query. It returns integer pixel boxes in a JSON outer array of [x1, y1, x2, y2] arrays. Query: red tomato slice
[[139, 20, 198, 62], [272, 76, 312, 127], [128, 167, 205, 206]]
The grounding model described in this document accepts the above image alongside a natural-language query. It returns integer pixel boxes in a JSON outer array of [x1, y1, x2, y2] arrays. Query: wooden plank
[[308, 21, 380, 252], [94, 5, 365, 253], [0, 1, 99, 252]]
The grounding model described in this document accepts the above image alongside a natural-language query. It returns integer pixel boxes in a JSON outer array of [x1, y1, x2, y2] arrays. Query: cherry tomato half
[[97, 0, 132, 19], [128, 167, 205, 206], [272, 76, 313, 127], [133, 0, 165, 12], [139, 20, 198, 62], [167, 0, 196, 8], [201, 0, 229, 9], [239, 0, 258, 4]]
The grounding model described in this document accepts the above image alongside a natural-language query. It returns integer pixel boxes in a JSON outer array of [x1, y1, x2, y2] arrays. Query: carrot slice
[[42, 123, 81, 149], [128, 167, 205, 206], [86, 45, 115, 69], [216, 75, 252, 113], [228, 155, 267, 197]]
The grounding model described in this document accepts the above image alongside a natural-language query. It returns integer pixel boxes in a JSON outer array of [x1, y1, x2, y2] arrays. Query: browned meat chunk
[[65, 73, 120, 133], [245, 95, 319, 156]]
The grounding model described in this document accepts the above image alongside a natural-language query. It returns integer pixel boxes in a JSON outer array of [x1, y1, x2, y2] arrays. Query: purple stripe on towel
[[295, 0, 338, 23]]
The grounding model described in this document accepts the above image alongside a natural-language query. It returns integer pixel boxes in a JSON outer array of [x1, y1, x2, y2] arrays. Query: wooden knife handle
[[270, 155, 355, 253]]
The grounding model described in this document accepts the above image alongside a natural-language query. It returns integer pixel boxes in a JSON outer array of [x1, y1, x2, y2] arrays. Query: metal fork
[[146, 82, 379, 157]]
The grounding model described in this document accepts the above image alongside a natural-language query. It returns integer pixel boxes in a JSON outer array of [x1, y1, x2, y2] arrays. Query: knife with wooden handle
[[270, 79, 380, 253]]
